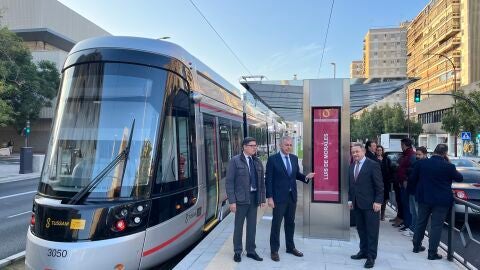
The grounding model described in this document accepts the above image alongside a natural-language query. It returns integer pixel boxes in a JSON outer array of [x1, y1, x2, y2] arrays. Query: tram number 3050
[[47, 249, 68, 258]]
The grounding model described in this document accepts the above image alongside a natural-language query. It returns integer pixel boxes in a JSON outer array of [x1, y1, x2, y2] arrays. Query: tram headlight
[[136, 205, 144, 212], [134, 217, 141, 224], [120, 208, 128, 217]]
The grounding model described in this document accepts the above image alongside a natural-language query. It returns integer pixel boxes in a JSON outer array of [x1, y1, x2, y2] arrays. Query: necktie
[[285, 156, 292, 176], [248, 157, 257, 190], [354, 161, 360, 181]]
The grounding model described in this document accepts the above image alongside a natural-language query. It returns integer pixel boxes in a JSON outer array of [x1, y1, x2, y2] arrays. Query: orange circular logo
[[322, 109, 331, 118]]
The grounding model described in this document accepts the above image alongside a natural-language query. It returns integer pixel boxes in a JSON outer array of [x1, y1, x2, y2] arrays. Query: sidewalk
[[0, 154, 41, 184], [175, 203, 467, 270]]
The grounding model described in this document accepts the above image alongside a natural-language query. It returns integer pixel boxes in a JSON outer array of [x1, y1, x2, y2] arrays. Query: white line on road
[[7, 211, 31, 219], [0, 190, 36, 200]]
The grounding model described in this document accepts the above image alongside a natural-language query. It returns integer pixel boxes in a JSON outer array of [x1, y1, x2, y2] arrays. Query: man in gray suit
[[348, 143, 384, 269], [226, 137, 266, 262]]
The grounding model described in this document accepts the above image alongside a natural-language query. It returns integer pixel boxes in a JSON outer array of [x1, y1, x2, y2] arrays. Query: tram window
[[231, 121, 242, 155], [154, 88, 193, 194], [219, 118, 232, 179]]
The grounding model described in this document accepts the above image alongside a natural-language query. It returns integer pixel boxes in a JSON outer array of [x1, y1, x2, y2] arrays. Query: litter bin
[[20, 147, 33, 174]]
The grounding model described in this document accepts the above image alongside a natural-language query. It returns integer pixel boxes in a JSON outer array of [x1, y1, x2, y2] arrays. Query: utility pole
[[330, 62, 336, 79], [428, 53, 458, 156]]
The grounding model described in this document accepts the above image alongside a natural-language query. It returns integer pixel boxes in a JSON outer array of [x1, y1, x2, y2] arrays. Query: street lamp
[[427, 52, 458, 156], [330, 62, 336, 79]]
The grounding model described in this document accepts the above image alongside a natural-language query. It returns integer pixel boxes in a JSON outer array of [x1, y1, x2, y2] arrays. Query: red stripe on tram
[[142, 214, 205, 257]]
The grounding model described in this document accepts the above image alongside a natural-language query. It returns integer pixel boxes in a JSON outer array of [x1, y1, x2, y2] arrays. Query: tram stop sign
[[461, 132, 471, 141]]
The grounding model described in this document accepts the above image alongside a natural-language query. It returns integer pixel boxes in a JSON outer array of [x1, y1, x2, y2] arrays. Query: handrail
[[447, 197, 480, 267]]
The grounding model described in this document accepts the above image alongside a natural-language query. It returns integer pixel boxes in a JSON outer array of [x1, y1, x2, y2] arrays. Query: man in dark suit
[[226, 137, 266, 262], [410, 144, 462, 260], [266, 136, 315, 262], [365, 141, 379, 162], [349, 143, 384, 269]]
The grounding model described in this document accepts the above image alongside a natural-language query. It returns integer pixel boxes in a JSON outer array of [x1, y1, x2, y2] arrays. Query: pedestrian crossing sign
[[461, 132, 471, 140]]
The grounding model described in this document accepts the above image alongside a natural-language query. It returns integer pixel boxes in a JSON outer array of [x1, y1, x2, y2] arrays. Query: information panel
[[312, 107, 340, 203]]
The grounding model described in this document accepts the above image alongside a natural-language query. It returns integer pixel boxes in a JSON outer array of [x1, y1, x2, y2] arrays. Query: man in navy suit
[[410, 144, 462, 260], [266, 136, 315, 262], [349, 143, 384, 269]]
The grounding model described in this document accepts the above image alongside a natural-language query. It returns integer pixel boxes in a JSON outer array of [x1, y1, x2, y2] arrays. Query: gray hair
[[351, 142, 365, 150], [280, 136, 293, 145]]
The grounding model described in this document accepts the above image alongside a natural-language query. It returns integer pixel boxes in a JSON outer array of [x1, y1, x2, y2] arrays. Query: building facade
[[363, 23, 409, 79], [0, 0, 110, 153], [406, 0, 480, 155], [350, 60, 364, 78], [407, 0, 480, 118]]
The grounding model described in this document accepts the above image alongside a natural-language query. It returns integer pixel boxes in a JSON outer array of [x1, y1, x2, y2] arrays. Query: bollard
[[19, 147, 33, 174], [447, 204, 454, 261]]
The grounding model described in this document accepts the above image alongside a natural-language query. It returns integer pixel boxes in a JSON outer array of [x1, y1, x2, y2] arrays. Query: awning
[[241, 78, 417, 122]]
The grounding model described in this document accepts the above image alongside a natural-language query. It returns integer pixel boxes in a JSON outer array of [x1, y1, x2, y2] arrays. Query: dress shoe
[[389, 217, 398, 222], [351, 252, 368, 260], [399, 225, 408, 231], [364, 258, 375, 268], [286, 248, 304, 257], [428, 253, 442, 260], [246, 252, 263, 261], [271, 252, 280, 262], [412, 246, 426, 253], [233, 253, 241, 262]]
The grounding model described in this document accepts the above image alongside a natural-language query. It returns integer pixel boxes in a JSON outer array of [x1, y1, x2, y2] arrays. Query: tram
[[25, 36, 285, 269]]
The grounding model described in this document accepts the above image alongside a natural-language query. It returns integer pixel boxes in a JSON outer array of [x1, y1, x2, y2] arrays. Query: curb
[[0, 251, 25, 269], [0, 174, 41, 184]]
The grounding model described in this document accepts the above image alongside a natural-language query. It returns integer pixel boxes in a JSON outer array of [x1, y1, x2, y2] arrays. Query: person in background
[[365, 141, 379, 162], [376, 145, 391, 221], [404, 146, 428, 237], [225, 137, 266, 263], [394, 138, 415, 230], [410, 144, 462, 260]]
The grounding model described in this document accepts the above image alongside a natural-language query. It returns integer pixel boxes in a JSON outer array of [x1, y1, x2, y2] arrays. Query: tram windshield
[[39, 62, 167, 200]]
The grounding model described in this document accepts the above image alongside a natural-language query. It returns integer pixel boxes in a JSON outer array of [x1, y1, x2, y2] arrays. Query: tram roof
[[69, 36, 243, 98], [241, 78, 417, 122]]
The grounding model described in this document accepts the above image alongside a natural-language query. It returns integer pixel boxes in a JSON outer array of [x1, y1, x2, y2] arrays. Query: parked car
[[450, 158, 480, 216]]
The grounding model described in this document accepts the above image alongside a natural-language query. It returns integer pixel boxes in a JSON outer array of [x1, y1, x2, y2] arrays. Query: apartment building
[[350, 60, 364, 78], [406, 0, 480, 156], [363, 22, 409, 79]]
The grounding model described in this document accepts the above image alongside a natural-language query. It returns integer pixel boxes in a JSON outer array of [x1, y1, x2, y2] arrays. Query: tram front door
[[203, 114, 219, 228]]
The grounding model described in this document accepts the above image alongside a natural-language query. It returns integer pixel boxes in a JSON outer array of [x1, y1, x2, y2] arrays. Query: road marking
[[0, 190, 36, 200], [7, 211, 31, 219]]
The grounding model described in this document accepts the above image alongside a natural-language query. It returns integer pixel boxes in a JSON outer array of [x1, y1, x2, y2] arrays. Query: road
[[0, 178, 39, 260]]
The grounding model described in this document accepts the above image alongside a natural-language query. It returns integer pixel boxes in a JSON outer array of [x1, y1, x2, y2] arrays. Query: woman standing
[[376, 145, 392, 221]]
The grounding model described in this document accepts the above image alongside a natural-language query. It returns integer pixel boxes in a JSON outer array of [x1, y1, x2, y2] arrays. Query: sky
[[58, 0, 430, 89]]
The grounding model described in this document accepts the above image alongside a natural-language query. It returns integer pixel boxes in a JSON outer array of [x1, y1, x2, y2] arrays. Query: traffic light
[[414, 89, 421, 103], [25, 120, 30, 137]]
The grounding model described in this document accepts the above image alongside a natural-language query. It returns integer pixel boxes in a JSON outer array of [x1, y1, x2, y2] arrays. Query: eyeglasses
[[246, 144, 257, 147], [283, 144, 293, 146]]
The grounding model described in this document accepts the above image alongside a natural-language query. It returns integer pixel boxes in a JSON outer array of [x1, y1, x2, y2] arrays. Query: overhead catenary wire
[[317, 0, 335, 78], [188, 0, 252, 76]]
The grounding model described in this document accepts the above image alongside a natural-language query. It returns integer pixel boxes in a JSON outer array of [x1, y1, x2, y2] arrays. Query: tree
[[0, 27, 60, 130], [351, 103, 423, 142], [442, 90, 480, 138]]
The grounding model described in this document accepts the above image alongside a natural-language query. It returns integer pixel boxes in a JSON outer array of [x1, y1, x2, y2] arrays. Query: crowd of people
[[225, 135, 462, 269], [360, 139, 463, 264]]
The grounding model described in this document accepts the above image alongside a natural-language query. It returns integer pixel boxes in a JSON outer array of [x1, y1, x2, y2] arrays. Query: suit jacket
[[226, 153, 266, 205], [366, 151, 380, 163], [410, 155, 463, 207], [349, 157, 384, 210], [265, 152, 307, 203]]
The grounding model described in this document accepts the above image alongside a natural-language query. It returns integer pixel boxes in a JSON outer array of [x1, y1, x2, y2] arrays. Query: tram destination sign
[[312, 107, 340, 203]]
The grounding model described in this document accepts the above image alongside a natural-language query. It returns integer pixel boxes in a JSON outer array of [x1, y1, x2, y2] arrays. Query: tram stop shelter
[[240, 78, 415, 240]]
